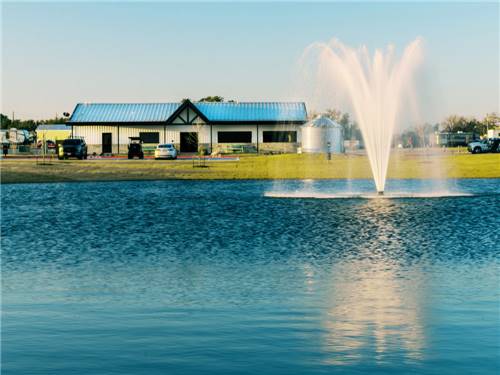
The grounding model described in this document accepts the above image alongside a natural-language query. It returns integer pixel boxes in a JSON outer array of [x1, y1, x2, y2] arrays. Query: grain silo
[[301, 115, 344, 153]]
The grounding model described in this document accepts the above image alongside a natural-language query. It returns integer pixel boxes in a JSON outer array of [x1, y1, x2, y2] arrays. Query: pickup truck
[[468, 138, 500, 154], [59, 138, 88, 160]]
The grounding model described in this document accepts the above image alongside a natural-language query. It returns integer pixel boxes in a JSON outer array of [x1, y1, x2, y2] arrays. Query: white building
[[487, 128, 500, 139], [67, 100, 308, 154]]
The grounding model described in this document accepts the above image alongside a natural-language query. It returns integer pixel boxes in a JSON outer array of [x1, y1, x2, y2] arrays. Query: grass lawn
[[1, 150, 499, 184]]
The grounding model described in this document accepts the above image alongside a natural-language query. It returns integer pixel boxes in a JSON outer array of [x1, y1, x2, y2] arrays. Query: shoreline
[[3, 176, 500, 186], [1, 152, 499, 184]]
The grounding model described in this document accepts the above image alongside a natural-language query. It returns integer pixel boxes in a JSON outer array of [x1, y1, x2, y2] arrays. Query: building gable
[[166, 100, 209, 125], [171, 106, 204, 125]]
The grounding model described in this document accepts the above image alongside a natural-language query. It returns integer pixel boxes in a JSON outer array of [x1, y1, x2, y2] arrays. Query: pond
[[2, 179, 499, 375]]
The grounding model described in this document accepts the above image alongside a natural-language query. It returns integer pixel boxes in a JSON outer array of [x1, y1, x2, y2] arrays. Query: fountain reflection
[[320, 199, 426, 365], [322, 265, 426, 365]]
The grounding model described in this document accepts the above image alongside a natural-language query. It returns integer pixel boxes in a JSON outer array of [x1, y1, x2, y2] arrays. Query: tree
[[414, 122, 435, 147], [0, 113, 67, 131], [338, 113, 351, 139], [441, 115, 466, 132], [198, 96, 224, 102], [40, 116, 67, 125], [324, 109, 342, 122], [400, 129, 420, 148], [440, 115, 486, 135], [483, 113, 500, 132], [324, 108, 362, 141], [1, 114, 11, 129]]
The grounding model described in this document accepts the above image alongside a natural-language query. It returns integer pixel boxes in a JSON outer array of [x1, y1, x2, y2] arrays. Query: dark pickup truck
[[59, 139, 88, 160]]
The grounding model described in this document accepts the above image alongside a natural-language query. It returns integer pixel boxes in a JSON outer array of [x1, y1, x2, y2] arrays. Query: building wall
[[73, 125, 118, 154], [209, 124, 301, 152], [72, 123, 302, 154], [37, 130, 71, 142], [73, 124, 205, 154], [487, 129, 500, 138]]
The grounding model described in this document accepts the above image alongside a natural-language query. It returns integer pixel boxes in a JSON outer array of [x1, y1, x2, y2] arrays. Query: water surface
[[2, 179, 499, 374]]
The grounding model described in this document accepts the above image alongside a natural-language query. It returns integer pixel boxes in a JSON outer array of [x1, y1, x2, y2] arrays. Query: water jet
[[300, 38, 423, 193]]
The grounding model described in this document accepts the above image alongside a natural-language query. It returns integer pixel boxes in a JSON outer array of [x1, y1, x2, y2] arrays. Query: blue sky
[[2, 1, 498, 122]]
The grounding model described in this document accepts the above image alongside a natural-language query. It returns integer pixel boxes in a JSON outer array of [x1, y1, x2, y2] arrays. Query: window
[[263, 131, 297, 143], [139, 132, 160, 143], [218, 131, 252, 143]]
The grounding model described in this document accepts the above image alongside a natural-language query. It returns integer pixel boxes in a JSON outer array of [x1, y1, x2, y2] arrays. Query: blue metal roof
[[68, 101, 307, 124], [193, 102, 307, 122], [69, 103, 181, 123], [36, 124, 72, 131]]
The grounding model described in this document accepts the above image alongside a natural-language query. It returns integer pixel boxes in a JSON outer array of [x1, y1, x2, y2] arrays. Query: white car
[[155, 144, 178, 160]]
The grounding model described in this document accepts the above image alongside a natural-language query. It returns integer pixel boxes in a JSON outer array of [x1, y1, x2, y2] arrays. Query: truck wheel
[[473, 147, 481, 154]]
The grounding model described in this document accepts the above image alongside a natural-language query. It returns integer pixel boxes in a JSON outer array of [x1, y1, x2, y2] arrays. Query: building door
[[102, 133, 112, 154], [180, 132, 198, 152]]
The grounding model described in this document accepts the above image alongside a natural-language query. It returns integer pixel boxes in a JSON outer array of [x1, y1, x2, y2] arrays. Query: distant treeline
[[319, 110, 499, 147], [0, 113, 67, 132], [396, 113, 499, 147]]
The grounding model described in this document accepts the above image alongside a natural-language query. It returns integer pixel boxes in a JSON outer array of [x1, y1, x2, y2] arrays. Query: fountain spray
[[300, 38, 423, 194]]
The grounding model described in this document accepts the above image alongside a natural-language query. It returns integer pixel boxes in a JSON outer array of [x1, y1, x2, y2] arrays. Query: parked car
[[155, 144, 178, 160], [37, 140, 56, 149], [468, 138, 500, 154], [59, 138, 88, 160], [128, 137, 144, 159]]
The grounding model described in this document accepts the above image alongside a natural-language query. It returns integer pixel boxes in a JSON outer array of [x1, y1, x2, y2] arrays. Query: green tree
[[324, 108, 362, 141], [441, 115, 486, 135], [40, 116, 67, 125], [0, 113, 67, 131], [198, 96, 224, 102], [0, 114, 11, 129]]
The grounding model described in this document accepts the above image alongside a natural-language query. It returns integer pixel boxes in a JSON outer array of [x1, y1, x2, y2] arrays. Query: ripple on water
[[1, 179, 499, 375]]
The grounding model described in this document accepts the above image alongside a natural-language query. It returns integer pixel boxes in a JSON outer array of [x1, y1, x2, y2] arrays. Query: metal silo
[[301, 115, 344, 153]]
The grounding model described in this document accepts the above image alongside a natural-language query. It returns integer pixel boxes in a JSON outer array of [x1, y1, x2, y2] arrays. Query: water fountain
[[299, 38, 423, 194]]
